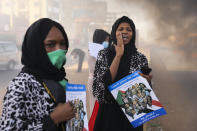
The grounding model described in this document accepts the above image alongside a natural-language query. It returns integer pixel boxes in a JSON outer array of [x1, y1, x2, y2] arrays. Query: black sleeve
[[141, 67, 152, 75], [42, 115, 59, 131], [103, 69, 112, 86], [92, 50, 113, 103], [140, 53, 153, 87]]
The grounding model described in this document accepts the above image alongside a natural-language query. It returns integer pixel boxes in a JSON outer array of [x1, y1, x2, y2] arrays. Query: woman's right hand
[[50, 102, 75, 124], [114, 33, 124, 58]]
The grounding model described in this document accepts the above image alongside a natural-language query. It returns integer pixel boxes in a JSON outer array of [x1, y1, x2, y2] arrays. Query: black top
[[92, 16, 151, 131], [93, 49, 146, 131], [43, 79, 66, 103], [43, 79, 66, 131]]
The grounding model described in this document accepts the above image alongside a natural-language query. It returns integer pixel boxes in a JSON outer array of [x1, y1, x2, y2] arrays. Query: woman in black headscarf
[[0, 18, 75, 130], [92, 16, 152, 131]]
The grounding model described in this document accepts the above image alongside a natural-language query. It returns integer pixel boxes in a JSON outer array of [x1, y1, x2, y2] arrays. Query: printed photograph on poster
[[108, 71, 167, 128], [66, 83, 88, 131]]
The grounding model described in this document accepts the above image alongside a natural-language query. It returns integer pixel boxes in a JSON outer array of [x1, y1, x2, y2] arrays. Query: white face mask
[[102, 41, 109, 48]]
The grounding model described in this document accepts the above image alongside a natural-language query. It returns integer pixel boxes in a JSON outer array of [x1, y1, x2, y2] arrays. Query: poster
[[108, 71, 167, 128], [66, 83, 88, 131]]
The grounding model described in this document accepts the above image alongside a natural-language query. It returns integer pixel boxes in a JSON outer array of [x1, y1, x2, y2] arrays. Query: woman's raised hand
[[114, 33, 124, 58]]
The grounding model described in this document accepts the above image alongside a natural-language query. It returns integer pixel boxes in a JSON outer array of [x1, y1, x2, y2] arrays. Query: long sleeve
[[92, 51, 150, 104], [42, 115, 59, 131], [129, 52, 149, 74], [0, 73, 58, 131], [139, 53, 149, 69], [136, 53, 152, 75], [0, 82, 42, 130], [92, 50, 113, 103]]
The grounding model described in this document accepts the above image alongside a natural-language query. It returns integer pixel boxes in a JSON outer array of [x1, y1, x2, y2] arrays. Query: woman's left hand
[[138, 72, 153, 84]]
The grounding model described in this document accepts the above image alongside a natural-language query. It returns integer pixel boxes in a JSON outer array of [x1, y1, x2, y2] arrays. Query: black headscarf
[[93, 29, 110, 44], [21, 18, 69, 81], [108, 16, 137, 82]]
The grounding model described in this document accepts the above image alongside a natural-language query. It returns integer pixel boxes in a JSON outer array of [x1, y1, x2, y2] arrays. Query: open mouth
[[122, 35, 129, 41]]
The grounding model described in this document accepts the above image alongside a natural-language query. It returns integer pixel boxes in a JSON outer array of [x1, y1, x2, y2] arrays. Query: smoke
[[146, 0, 197, 42], [113, 0, 197, 70], [115, 0, 197, 43], [144, 0, 197, 68]]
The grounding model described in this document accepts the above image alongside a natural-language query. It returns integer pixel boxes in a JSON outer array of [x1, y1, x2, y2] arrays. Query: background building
[[0, 0, 64, 45]]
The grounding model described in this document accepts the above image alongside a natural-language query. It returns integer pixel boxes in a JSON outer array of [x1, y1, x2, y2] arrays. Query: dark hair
[[93, 29, 110, 44]]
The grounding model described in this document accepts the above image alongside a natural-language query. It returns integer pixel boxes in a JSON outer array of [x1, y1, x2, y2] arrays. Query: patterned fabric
[[92, 49, 148, 104], [87, 53, 97, 115], [0, 73, 55, 131]]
